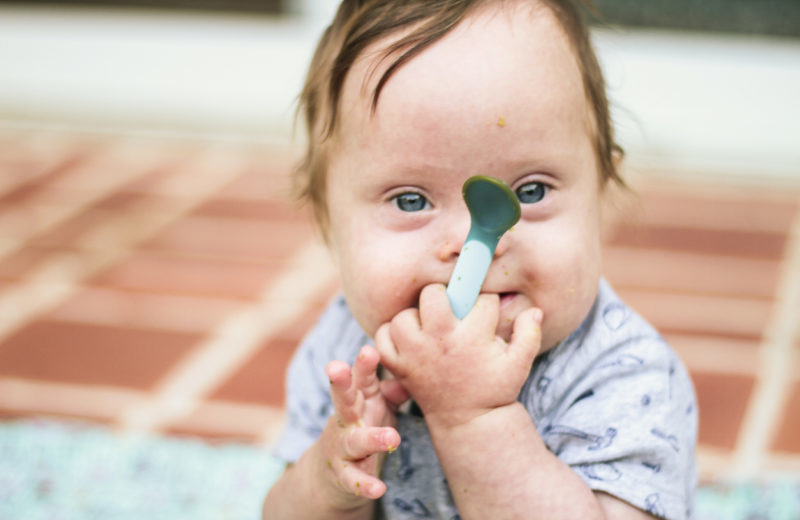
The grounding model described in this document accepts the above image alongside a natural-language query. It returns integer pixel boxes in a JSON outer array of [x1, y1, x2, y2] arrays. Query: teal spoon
[[446, 175, 521, 319]]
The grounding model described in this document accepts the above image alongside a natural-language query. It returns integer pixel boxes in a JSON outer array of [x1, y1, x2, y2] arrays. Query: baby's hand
[[375, 284, 542, 429], [317, 346, 407, 508]]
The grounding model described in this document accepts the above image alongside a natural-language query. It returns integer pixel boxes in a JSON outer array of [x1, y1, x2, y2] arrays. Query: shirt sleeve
[[272, 296, 367, 464], [538, 333, 698, 520], [527, 282, 698, 520]]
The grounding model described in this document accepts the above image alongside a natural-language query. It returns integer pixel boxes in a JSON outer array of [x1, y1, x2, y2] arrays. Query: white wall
[[1, 5, 798, 181], [0, 6, 328, 140], [595, 28, 800, 181]]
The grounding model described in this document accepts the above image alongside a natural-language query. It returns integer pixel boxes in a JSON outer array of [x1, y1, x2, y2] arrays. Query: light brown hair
[[294, 0, 624, 240]]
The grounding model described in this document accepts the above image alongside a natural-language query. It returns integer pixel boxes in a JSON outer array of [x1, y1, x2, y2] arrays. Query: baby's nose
[[494, 230, 512, 257], [437, 238, 462, 262], [436, 214, 512, 262], [437, 212, 470, 262]]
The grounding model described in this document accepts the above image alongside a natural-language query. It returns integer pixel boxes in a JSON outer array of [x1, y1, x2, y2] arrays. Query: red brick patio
[[1, 126, 798, 482]]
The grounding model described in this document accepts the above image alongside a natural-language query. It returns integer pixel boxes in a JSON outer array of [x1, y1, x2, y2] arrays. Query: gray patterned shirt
[[273, 279, 697, 519]]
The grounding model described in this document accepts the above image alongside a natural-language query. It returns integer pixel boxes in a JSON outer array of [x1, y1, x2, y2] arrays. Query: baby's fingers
[[337, 463, 387, 499], [352, 346, 381, 398], [508, 307, 543, 367], [343, 426, 400, 460], [374, 323, 400, 374], [327, 360, 360, 424], [380, 378, 410, 410]]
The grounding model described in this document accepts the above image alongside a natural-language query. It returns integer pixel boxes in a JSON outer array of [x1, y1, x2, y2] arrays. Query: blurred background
[[1, 0, 799, 517]]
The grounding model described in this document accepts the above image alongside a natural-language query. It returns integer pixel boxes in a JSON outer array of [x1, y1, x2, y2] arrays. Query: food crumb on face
[[497, 116, 506, 127]]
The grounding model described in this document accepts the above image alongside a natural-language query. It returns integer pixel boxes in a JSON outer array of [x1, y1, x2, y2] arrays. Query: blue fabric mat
[[0, 419, 284, 519], [1, 418, 798, 519]]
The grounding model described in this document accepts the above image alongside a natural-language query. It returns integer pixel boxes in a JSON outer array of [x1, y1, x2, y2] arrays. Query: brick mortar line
[[0, 150, 80, 201], [0, 144, 249, 343], [172, 399, 287, 446], [118, 239, 336, 434], [696, 446, 735, 481], [0, 376, 146, 418], [761, 453, 800, 477], [0, 376, 287, 441], [0, 140, 158, 260], [730, 200, 800, 478]]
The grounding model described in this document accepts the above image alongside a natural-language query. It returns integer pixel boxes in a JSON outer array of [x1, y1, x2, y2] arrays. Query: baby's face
[[325, 4, 604, 351]]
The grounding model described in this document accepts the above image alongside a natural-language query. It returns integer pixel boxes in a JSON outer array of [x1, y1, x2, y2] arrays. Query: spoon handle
[[446, 228, 499, 319]]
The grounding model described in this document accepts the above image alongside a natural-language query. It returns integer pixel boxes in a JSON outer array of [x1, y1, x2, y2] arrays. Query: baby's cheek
[[352, 266, 420, 336], [542, 280, 599, 350]]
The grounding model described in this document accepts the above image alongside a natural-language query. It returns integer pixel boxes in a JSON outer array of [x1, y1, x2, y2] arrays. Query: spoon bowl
[[463, 176, 521, 234]]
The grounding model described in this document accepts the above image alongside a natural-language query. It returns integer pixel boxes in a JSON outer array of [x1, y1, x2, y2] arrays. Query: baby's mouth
[[499, 292, 517, 307]]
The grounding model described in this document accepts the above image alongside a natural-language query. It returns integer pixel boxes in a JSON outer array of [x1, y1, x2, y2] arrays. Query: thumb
[[507, 307, 543, 368], [380, 378, 411, 411]]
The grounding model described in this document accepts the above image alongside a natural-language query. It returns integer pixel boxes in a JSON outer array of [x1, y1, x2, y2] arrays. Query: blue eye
[[515, 182, 548, 204], [393, 192, 430, 212]]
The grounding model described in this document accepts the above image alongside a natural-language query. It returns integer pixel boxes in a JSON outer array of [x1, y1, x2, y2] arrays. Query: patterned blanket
[[1, 419, 797, 519]]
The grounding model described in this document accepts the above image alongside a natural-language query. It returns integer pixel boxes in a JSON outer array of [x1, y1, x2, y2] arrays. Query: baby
[[264, 0, 697, 519]]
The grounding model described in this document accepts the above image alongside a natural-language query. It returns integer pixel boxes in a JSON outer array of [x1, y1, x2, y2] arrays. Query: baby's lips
[[499, 291, 518, 307]]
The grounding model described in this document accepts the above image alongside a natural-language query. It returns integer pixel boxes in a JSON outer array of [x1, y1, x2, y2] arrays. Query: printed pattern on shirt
[[274, 279, 697, 520]]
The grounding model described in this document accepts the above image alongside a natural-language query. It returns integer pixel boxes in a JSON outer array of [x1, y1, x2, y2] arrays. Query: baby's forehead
[[335, 3, 590, 142]]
